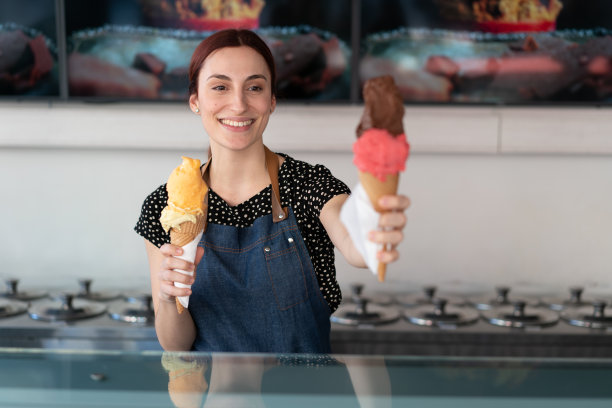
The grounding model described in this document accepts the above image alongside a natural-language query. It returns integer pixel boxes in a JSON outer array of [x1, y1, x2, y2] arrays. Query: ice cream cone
[[359, 171, 399, 282], [170, 215, 206, 247], [170, 215, 205, 314], [358, 171, 399, 213]]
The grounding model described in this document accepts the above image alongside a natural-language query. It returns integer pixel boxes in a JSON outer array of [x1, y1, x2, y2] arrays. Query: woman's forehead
[[200, 46, 270, 79]]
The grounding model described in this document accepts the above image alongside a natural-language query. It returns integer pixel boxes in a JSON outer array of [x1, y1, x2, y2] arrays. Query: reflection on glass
[[360, 0, 612, 104], [161, 352, 393, 408], [64, 0, 351, 101], [0, 0, 59, 97]]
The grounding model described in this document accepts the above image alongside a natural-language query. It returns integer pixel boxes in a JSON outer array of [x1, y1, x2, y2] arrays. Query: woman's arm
[[145, 239, 201, 351], [320, 193, 410, 268]]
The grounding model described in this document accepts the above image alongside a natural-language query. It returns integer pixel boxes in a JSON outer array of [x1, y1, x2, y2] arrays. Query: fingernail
[[175, 248, 182, 255], [368, 231, 376, 240]]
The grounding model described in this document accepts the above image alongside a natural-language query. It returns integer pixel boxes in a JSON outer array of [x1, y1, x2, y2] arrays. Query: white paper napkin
[[340, 183, 381, 276], [173, 231, 204, 309]]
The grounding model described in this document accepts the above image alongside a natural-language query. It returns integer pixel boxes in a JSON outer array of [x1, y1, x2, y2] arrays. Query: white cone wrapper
[[173, 231, 204, 309], [340, 183, 381, 276]]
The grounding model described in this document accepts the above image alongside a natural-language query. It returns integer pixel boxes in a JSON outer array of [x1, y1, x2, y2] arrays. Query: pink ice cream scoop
[[353, 128, 410, 182]]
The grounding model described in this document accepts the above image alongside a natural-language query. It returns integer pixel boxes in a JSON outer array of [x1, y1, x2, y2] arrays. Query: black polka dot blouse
[[134, 153, 351, 313]]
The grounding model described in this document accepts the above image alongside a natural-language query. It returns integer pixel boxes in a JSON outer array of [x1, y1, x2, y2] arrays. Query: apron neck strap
[[201, 146, 288, 228]]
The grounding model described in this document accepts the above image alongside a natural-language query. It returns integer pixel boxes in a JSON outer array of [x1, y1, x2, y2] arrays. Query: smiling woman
[[133, 29, 411, 354]]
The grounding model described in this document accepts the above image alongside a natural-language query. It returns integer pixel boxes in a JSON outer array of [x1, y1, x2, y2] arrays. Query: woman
[[135, 29, 410, 353]]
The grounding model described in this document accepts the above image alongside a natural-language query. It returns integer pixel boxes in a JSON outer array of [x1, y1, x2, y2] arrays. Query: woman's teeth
[[220, 119, 254, 127]]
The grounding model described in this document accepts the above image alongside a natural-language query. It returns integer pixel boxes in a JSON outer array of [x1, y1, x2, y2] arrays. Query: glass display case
[[2, 348, 612, 407]]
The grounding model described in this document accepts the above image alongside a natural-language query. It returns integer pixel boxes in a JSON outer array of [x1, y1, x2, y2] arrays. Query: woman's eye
[[248, 85, 263, 92], [212, 85, 227, 91]]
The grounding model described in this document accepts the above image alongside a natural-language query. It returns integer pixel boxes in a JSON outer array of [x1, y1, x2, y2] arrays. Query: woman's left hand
[[369, 194, 411, 264]]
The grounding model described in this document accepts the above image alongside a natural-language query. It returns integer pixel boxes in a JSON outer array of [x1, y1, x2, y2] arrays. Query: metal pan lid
[[75, 279, 121, 302], [541, 286, 596, 311], [396, 285, 468, 308], [481, 301, 559, 328], [561, 301, 612, 329], [1, 279, 47, 302], [0, 299, 28, 319], [109, 294, 154, 324], [404, 298, 479, 328], [342, 283, 394, 307], [28, 293, 107, 322], [470, 286, 540, 311], [331, 298, 399, 326]]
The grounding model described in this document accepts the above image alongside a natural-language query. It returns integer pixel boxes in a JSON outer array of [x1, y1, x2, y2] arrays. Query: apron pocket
[[264, 245, 309, 310]]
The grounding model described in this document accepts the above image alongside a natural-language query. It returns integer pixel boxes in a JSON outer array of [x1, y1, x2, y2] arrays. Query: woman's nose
[[230, 89, 248, 112]]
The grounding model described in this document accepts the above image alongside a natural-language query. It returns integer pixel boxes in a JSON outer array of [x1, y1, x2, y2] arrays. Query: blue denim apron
[[189, 147, 332, 353]]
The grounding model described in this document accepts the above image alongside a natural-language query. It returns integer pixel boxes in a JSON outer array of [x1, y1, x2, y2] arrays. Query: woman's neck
[[206, 143, 270, 207]]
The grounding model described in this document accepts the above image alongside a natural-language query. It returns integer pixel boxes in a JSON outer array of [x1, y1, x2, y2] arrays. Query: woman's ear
[[270, 95, 276, 113], [189, 94, 199, 114]]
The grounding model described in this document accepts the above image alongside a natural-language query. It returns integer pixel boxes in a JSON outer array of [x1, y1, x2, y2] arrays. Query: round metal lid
[[403, 298, 480, 328], [396, 286, 467, 308], [28, 293, 107, 322], [342, 283, 394, 306], [470, 286, 539, 311], [109, 294, 154, 324], [561, 301, 612, 329], [541, 286, 596, 311], [1, 279, 47, 301], [331, 298, 400, 326], [0, 299, 28, 318], [74, 279, 121, 302], [481, 301, 559, 328]]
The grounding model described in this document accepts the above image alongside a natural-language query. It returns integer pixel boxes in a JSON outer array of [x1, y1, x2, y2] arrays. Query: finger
[[159, 267, 195, 285], [369, 229, 403, 246], [160, 243, 183, 257], [160, 280, 192, 298], [378, 211, 407, 229], [194, 246, 205, 266], [377, 248, 399, 263], [162, 255, 196, 274], [377, 195, 411, 211]]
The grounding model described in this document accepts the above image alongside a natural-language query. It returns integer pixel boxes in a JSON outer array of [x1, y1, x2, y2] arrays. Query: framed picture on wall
[[0, 0, 59, 98], [360, 0, 612, 105], [64, 0, 352, 102]]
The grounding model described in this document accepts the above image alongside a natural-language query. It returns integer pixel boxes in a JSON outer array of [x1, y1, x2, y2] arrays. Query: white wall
[[1, 102, 611, 297]]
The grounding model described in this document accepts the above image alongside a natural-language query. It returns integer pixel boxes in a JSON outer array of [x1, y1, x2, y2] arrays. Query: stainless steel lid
[[342, 283, 394, 306], [1, 279, 47, 302], [403, 298, 479, 328], [542, 287, 596, 311], [109, 294, 154, 324], [75, 279, 121, 302], [28, 293, 107, 322], [331, 298, 400, 326], [471, 286, 539, 311], [481, 301, 559, 328], [561, 301, 612, 329], [0, 299, 28, 319]]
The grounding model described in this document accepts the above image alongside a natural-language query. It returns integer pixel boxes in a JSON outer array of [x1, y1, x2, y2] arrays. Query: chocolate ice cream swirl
[[356, 75, 405, 138]]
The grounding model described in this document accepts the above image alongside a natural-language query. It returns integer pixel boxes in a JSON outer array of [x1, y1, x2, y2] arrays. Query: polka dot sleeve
[[134, 184, 170, 248]]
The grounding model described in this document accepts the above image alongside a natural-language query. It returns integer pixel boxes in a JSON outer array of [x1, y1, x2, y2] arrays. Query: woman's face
[[189, 46, 276, 152]]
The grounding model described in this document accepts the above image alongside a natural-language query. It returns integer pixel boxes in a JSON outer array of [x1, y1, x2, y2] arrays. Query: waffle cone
[[358, 171, 399, 213], [170, 215, 205, 247], [358, 171, 399, 282], [175, 297, 185, 314]]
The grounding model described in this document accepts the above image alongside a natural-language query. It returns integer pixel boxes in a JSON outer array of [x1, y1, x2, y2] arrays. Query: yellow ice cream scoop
[[160, 156, 208, 233]]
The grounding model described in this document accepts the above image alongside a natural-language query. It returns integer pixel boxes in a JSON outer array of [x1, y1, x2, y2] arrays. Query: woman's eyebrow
[[207, 74, 268, 81]]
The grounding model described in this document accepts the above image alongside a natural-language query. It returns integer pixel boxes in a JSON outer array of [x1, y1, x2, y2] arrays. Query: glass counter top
[[2, 347, 612, 407]]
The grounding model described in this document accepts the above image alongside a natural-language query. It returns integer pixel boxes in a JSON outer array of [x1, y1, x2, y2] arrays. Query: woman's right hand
[[157, 244, 204, 303]]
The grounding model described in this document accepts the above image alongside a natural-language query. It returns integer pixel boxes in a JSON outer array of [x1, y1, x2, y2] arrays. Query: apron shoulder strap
[[264, 146, 289, 223]]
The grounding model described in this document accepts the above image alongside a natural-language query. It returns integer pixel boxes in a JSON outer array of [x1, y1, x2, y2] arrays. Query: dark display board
[[1, 0, 611, 105]]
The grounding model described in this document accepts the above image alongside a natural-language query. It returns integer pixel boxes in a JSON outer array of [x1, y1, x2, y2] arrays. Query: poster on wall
[[360, 0, 612, 104], [0, 0, 59, 98], [64, 0, 351, 102]]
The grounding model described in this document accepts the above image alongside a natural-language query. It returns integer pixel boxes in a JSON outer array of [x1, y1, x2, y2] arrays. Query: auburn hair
[[188, 29, 277, 97]]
